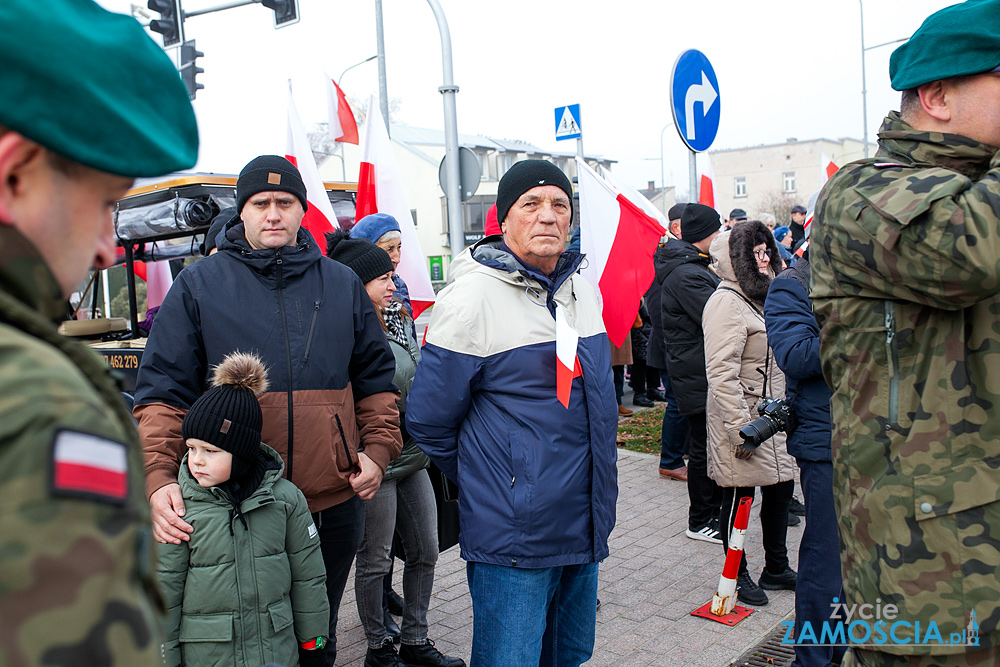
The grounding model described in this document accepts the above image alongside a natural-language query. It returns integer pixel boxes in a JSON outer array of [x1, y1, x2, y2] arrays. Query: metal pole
[[375, 0, 390, 137], [184, 0, 256, 19], [660, 122, 675, 215], [425, 0, 464, 262], [339, 55, 377, 87], [860, 0, 869, 159], [689, 150, 698, 204], [576, 137, 584, 161]]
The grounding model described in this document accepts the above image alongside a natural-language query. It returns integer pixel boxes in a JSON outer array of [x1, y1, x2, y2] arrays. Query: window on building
[[410, 209, 418, 227], [734, 176, 747, 198], [783, 171, 796, 193]]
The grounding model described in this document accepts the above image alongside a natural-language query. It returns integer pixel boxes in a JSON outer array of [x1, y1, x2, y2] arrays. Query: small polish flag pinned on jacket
[[52, 430, 129, 502], [556, 306, 583, 409]]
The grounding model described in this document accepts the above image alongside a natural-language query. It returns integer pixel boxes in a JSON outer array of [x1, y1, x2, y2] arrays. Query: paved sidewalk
[[333, 400, 802, 666]]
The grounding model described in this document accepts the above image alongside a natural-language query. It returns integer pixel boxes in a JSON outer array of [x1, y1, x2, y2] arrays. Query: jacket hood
[[710, 220, 781, 305], [217, 216, 321, 287], [452, 236, 585, 299], [653, 238, 711, 283]]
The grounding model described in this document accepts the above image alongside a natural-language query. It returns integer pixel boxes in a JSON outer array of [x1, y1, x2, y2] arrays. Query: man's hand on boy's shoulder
[[150, 482, 194, 543]]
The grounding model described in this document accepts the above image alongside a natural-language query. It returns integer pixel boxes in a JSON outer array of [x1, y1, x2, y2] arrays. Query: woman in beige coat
[[702, 220, 797, 607]]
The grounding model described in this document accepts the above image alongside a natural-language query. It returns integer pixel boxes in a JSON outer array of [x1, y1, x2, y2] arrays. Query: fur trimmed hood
[[709, 220, 782, 305]]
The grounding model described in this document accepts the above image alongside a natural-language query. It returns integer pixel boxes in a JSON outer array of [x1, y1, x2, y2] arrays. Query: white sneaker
[[685, 524, 723, 544]]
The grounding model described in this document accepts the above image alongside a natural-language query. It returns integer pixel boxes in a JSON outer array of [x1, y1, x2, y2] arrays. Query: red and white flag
[[697, 151, 716, 210], [325, 75, 359, 145], [357, 96, 435, 318], [286, 87, 339, 249], [821, 153, 839, 184], [555, 306, 583, 408], [145, 260, 173, 310], [52, 431, 128, 501], [577, 156, 667, 347]]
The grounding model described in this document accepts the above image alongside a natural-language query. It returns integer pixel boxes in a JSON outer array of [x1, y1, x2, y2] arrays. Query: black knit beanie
[[681, 203, 722, 244], [496, 159, 574, 226], [325, 229, 394, 284], [182, 352, 269, 480], [236, 155, 308, 214]]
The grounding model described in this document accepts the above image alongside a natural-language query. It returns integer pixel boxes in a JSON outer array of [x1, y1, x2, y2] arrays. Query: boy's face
[[186, 438, 233, 488]]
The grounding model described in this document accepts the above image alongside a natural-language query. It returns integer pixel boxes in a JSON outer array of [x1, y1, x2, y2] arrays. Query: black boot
[[736, 571, 769, 606], [386, 588, 405, 616], [398, 639, 466, 667], [383, 605, 401, 643], [365, 639, 406, 667]]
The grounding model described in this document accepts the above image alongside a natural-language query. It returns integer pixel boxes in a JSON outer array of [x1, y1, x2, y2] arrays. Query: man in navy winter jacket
[[406, 160, 618, 667], [134, 155, 402, 667], [763, 252, 844, 667]]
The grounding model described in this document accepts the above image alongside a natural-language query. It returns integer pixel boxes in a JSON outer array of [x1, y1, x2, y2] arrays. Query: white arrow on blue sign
[[554, 104, 582, 141], [670, 50, 721, 153]]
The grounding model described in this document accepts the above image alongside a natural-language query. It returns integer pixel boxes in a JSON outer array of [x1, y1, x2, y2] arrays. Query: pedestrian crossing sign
[[554, 104, 582, 141]]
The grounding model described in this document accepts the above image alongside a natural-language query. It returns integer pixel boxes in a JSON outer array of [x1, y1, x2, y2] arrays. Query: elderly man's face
[[241, 191, 304, 250], [503, 185, 571, 272]]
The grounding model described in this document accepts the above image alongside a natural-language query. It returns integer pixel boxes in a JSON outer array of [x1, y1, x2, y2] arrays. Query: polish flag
[[821, 153, 839, 184], [52, 431, 128, 501], [325, 75, 359, 145], [145, 260, 173, 309], [555, 306, 583, 408], [286, 87, 339, 249], [357, 96, 435, 318], [577, 156, 667, 347], [697, 151, 716, 210]]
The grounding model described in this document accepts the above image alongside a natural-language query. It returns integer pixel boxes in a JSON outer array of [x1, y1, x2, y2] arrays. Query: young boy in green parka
[[156, 352, 329, 667]]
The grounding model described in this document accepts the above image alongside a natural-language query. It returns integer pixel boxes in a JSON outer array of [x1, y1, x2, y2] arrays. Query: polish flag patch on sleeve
[[51, 430, 129, 504]]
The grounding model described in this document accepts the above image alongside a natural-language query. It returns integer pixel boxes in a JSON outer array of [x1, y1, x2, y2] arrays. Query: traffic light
[[147, 0, 183, 47], [179, 40, 204, 100], [261, 0, 300, 29]]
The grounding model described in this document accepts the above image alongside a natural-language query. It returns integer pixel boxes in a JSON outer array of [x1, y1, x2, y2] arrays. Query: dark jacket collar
[[218, 218, 321, 288]]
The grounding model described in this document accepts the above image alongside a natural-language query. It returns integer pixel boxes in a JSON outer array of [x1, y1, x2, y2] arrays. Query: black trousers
[[627, 359, 661, 394], [719, 479, 793, 576], [314, 495, 366, 666], [686, 412, 722, 530]]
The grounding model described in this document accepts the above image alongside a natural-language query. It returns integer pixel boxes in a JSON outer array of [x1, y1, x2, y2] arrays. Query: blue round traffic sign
[[670, 50, 721, 153]]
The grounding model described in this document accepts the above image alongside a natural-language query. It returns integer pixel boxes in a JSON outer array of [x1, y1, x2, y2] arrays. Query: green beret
[[0, 1, 199, 177], [890, 0, 1000, 91]]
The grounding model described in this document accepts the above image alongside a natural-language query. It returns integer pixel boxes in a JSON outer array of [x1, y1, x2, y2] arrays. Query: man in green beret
[[0, 1, 198, 665], [810, 1, 1000, 665]]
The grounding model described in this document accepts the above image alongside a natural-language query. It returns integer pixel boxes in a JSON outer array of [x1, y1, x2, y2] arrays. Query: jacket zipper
[[276, 250, 295, 482], [303, 300, 320, 364], [335, 413, 354, 469], [884, 300, 899, 429]]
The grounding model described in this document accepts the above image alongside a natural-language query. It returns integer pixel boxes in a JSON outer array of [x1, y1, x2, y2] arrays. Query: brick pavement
[[332, 394, 803, 667]]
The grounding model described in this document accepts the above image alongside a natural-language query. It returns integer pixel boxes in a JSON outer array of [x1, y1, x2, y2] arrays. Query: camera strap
[[719, 285, 771, 398]]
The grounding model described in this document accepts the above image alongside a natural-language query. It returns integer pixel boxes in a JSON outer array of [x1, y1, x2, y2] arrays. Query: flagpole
[[375, 0, 390, 137]]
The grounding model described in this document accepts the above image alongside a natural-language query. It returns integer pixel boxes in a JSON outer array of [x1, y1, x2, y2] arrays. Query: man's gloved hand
[[298, 646, 327, 667]]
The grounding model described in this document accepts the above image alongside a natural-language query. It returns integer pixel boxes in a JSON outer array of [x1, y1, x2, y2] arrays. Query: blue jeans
[[658, 370, 688, 470], [793, 459, 846, 667], [466, 562, 599, 667]]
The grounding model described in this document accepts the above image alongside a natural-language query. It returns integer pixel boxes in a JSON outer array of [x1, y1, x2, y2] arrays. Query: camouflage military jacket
[[811, 112, 1000, 654], [0, 226, 162, 665]]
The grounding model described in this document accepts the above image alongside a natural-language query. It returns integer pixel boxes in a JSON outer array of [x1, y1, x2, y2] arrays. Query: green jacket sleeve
[[282, 483, 330, 643], [155, 539, 191, 667]]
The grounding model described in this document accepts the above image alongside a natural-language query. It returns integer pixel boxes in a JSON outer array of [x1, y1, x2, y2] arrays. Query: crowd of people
[[2, 1, 1000, 667]]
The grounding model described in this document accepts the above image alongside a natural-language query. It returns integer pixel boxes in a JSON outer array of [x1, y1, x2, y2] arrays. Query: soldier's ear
[[917, 80, 952, 123], [0, 132, 46, 227]]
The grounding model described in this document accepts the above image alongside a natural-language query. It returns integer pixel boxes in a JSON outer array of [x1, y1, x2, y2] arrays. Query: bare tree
[[754, 189, 797, 227]]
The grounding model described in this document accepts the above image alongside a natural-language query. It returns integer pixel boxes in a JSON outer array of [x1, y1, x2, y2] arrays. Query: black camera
[[738, 398, 797, 451]]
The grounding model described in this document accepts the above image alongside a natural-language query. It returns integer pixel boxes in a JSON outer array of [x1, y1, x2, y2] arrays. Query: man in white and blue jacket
[[406, 160, 618, 667]]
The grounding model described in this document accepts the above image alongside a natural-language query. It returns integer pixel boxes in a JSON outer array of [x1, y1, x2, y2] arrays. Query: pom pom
[[210, 351, 269, 396]]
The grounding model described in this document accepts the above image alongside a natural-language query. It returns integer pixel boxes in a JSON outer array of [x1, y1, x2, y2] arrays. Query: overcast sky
[[100, 0, 954, 197]]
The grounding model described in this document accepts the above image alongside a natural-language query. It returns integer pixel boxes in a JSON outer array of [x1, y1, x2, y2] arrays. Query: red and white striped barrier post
[[711, 496, 753, 616]]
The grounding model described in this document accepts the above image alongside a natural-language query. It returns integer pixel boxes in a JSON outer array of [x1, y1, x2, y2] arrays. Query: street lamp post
[[859, 0, 906, 159], [660, 121, 675, 215]]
